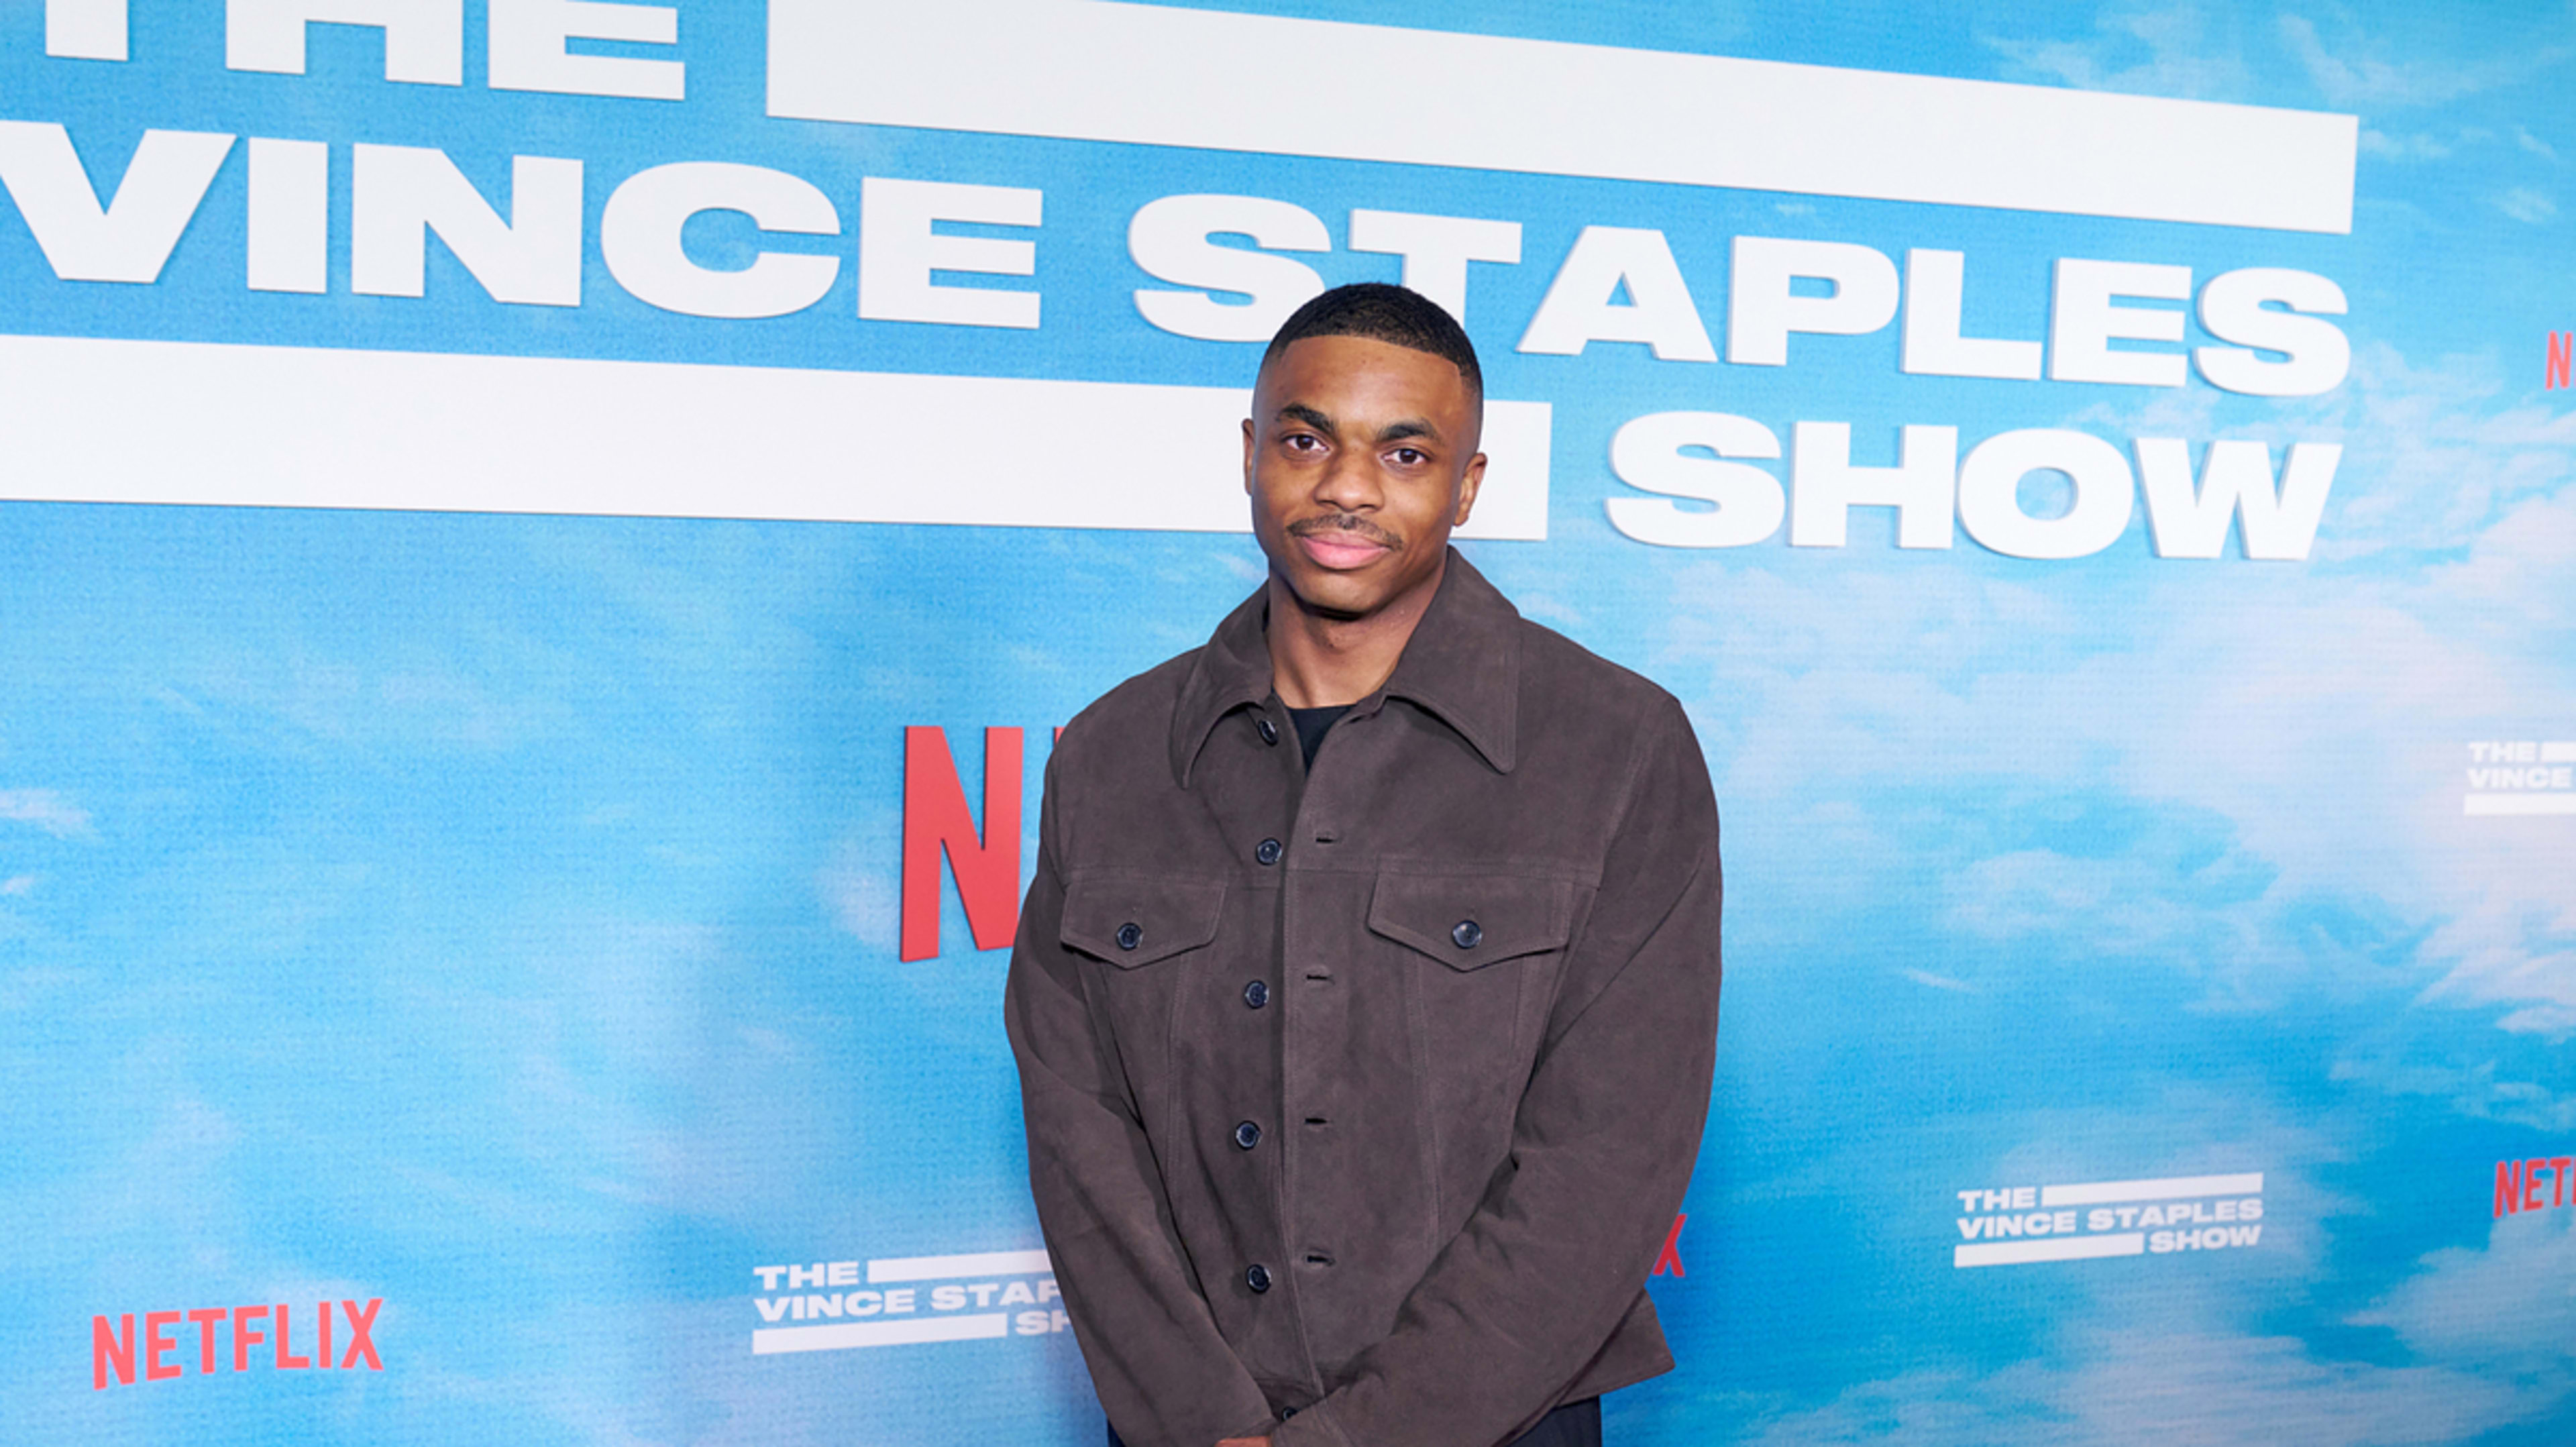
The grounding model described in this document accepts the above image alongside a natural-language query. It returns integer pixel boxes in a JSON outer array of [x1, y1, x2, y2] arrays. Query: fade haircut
[[1261, 282, 1483, 403]]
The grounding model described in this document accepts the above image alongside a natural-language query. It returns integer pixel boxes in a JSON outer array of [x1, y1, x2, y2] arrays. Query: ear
[[1452, 451, 1487, 527], [1241, 416, 1257, 496]]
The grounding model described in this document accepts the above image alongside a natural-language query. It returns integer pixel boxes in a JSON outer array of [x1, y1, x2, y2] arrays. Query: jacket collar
[[1169, 547, 1522, 786]]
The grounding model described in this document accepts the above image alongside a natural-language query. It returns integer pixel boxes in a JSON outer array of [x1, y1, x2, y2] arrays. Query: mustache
[[1287, 513, 1401, 548]]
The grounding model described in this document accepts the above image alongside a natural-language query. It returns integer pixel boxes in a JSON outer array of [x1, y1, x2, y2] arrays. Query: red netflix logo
[[92, 1299, 382, 1389], [903, 726, 1058, 962], [2550, 331, 2573, 390], [2495, 1156, 2575, 1218], [1651, 1215, 1687, 1277]]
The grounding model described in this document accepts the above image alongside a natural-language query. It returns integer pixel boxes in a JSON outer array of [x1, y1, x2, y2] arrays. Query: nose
[[1311, 446, 1383, 513]]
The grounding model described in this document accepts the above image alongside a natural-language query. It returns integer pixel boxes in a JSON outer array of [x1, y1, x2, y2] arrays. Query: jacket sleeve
[[1274, 697, 1723, 1447], [1005, 752, 1276, 1447]]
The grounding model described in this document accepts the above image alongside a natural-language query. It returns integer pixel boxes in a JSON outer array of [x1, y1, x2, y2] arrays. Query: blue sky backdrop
[[1, 2, 2570, 1443]]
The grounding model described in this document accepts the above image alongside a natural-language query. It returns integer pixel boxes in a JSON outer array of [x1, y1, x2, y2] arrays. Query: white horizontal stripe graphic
[[867, 1250, 1055, 1283], [752, 1314, 1010, 1353], [2464, 794, 2576, 816], [0, 335, 1550, 539], [1955, 1234, 2146, 1268], [2040, 1173, 2264, 1207], [768, 0, 2356, 233]]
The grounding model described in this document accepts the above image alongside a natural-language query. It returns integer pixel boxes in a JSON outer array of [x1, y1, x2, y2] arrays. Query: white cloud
[[2277, 14, 2566, 110], [2352, 1205, 2576, 1367], [1986, 4, 2255, 101], [1949, 849, 2212, 952], [2498, 186, 2559, 223], [1656, 337, 2576, 1043], [817, 835, 898, 951], [2330, 1053, 2576, 1132], [1716, 1089, 2567, 1442], [1739, 1328, 2542, 1446], [0, 789, 93, 839], [2357, 129, 2455, 162], [2359, 123, 2565, 166], [2218, 341, 2576, 564], [2420, 487, 2576, 634], [2052, 1330, 2539, 1446]]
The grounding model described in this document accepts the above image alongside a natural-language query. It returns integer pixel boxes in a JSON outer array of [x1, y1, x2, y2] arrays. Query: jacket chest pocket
[[1365, 871, 1574, 971], [1060, 874, 1227, 969], [1060, 874, 1230, 1124], [1365, 869, 1578, 1161]]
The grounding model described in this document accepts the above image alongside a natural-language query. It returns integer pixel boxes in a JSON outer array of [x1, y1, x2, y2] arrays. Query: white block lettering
[[46, 0, 128, 60], [1128, 193, 1326, 342], [1517, 225, 1715, 362], [1727, 235, 1899, 366], [0, 123, 234, 284], [603, 162, 839, 319], [2136, 437, 2341, 560], [1789, 422, 1958, 549], [226, 0, 465, 85], [1900, 248, 2042, 380], [1956, 427, 2135, 559], [859, 176, 1041, 330], [2194, 267, 2350, 396], [247, 138, 329, 293], [2049, 258, 2190, 386], [488, 0, 682, 101], [1605, 411, 1784, 548], [1346, 209, 1520, 324], [351, 144, 584, 305]]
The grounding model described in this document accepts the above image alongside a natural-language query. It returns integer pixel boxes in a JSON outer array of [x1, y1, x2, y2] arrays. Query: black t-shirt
[[1287, 704, 1352, 770]]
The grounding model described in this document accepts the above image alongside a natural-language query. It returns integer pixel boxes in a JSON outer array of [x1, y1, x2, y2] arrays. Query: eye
[[1283, 432, 1324, 453], [1391, 447, 1428, 466]]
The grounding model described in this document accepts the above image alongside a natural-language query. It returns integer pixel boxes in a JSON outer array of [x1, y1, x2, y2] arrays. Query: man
[[1005, 283, 1722, 1447]]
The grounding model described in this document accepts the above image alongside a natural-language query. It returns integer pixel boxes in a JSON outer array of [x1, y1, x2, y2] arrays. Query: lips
[[1295, 531, 1393, 570]]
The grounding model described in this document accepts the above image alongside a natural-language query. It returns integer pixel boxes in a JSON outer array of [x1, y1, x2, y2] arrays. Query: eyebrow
[[1273, 404, 1444, 447]]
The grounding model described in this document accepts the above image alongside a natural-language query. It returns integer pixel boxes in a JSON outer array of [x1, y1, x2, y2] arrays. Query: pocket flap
[[1061, 875, 1226, 968], [1367, 871, 1572, 969]]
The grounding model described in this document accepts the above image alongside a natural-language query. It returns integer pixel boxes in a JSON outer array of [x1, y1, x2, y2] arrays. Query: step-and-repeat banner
[[4, 2, 2570, 1443]]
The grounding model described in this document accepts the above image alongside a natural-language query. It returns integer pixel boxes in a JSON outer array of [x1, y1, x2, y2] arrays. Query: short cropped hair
[[1262, 282, 1483, 400]]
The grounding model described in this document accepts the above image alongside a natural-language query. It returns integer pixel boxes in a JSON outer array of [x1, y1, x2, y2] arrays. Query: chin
[[1283, 568, 1385, 619]]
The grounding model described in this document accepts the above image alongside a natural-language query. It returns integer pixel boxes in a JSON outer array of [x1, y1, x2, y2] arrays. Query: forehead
[[1254, 335, 1474, 421]]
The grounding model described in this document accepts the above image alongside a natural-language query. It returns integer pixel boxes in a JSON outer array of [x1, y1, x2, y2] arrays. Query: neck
[[1265, 556, 1447, 708]]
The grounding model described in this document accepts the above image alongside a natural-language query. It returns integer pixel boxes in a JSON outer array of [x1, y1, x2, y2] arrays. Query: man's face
[[1242, 334, 1486, 621]]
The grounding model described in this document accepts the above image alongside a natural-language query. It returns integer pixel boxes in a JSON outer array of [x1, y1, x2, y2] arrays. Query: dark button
[[1254, 837, 1283, 866], [1233, 1120, 1262, 1150], [1281, 1406, 1298, 1420], [1243, 980, 1270, 1009], [1451, 919, 1483, 950], [1115, 922, 1142, 951], [1245, 1264, 1272, 1293], [1256, 718, 1279, 745]]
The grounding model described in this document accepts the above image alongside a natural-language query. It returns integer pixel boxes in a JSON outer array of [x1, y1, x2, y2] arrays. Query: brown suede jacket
[[1005, 551, 1723, 1447]]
